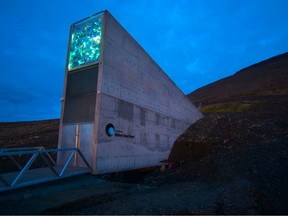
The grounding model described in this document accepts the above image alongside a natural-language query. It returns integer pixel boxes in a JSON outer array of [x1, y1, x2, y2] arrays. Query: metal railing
[[0, 147, 92, 192]]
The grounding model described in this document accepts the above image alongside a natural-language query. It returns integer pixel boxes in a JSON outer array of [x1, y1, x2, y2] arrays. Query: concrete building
[[58, 10, 203, 174]]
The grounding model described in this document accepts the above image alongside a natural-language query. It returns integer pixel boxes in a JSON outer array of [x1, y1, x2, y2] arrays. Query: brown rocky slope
[[166, 52, 288, 214], [188, 52, 288, 113]]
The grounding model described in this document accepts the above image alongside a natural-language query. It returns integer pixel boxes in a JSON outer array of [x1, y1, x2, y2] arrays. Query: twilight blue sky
[[0, 0, 288, 122]]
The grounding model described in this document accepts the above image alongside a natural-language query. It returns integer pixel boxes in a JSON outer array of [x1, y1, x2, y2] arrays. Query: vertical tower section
[[58, 11, 105, 168]]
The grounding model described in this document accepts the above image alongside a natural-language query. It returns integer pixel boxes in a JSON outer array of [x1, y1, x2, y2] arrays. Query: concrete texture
[[58, 10, 203, 174]]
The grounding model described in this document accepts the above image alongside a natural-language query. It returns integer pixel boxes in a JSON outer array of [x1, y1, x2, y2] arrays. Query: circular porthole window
[[106, 123, 115, 137]]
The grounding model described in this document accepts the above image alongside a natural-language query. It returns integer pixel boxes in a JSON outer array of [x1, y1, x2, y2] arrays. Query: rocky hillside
[[0, 119, 59, 173], [188, 52, 288, 113], [166, 52, 288, 214], [0, 119, 59, 149], [167, 111, 288, 213]]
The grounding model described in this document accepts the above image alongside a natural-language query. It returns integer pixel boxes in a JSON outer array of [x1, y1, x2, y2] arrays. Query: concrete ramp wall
[[94, 11, 202, 173]]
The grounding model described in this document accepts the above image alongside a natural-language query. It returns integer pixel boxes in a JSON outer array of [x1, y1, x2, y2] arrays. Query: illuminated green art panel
[[68, 14, 103, 71]]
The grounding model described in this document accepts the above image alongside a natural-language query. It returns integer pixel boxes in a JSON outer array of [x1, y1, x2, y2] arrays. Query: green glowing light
[[68, 15, 103, 71]]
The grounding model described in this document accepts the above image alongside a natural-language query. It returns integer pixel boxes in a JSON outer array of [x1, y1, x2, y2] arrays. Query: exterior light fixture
[[105, 123, 115, 137]]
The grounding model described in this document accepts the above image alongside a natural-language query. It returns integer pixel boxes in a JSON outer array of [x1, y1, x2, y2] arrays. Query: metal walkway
[[0, 147, 92, 192]]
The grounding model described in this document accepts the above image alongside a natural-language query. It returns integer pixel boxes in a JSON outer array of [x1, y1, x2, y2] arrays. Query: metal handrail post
[[39, 153, 59, 177], [11, 153, 38, 187], [8, 155, 22, 170], [59, 150, 76, 177], [44, 152, 56, 165], [76, 149, 92, 170]]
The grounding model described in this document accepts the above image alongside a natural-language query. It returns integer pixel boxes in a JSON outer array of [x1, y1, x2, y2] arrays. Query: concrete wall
[[93, 11, 203, 173]]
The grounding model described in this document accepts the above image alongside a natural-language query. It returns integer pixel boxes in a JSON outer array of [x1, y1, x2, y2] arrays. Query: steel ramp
[[0, 147, 92, 192]]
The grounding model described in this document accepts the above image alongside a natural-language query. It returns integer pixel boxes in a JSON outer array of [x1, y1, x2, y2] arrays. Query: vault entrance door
[[75, 123, 93, 167], [59, 123, 93, 168]]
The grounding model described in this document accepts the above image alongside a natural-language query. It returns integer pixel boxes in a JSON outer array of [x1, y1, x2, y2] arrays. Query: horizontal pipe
[[0, 148, 79, 157]]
